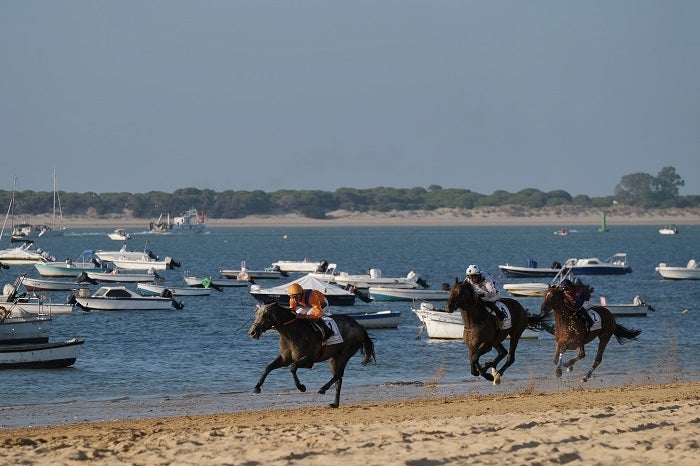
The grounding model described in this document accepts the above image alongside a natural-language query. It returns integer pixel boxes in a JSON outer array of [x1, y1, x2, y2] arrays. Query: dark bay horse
[[248, 302, 376, 408], [540, 285, 641, 382], [446, 278, 548, 385]]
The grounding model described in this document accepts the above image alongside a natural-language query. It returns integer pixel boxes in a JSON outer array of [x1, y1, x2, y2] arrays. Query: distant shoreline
[[16, 207, 700, 229]]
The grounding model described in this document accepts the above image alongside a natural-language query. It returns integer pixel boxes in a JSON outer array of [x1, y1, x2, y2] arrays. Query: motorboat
[[502, 282, 549, 297], [368, 286, 449, 302], [22, 276, 83, 292], [553, 228, 569, 236], [249, 274, 357, 306], [412, 302, 539, 339], [2, 275, 76, 315], [270, 259, 330, 274], [94, 243, 160, 263], [220, 260, 285, 280], [34, 250, 108, 277], [184, 275, 247, 288], [0, 242, 54, 265], [136, 282, 213, 297], [597, 296, 654, 317], [659, 225, 678, 235], [149, 209, 206, 234], [82, 269, 161, 284], [498, 259, 564, 278], [562, 253, 632, 275], [333, 310, 401, 329], [110, 255, 180, 271], [331, 268, 428, 290], [71, 286, 183, 311], [0, 339, 84, 369], [655, 260, 700, 280], [7, 172, 66, 241], [0, 308, 51, 344], [108, 228, 131, 241]]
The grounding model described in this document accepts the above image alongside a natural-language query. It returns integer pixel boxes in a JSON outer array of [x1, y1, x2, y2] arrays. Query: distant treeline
[[2, 167, 698, 219]]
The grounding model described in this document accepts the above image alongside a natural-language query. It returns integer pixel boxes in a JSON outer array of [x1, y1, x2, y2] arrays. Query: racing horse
[[446, 277, 548, 385], [540, 285, 641, 382], [248, 302, 376, 408]]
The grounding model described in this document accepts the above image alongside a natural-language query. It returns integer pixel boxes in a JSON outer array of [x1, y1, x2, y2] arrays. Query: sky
[[2, 1, 699, 197]]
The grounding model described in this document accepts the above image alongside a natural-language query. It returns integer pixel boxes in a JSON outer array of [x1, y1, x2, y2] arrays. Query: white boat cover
[[250, 274, 353, 297]]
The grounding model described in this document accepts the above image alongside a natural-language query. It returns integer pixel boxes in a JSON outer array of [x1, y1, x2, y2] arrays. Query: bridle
[[251, 304, 299, 333]]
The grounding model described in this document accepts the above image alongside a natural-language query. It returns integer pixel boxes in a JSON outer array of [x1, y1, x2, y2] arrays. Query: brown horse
[[446, 277, 548, 385], [248, 302, 376, 408], [540, 285, 641, 382]]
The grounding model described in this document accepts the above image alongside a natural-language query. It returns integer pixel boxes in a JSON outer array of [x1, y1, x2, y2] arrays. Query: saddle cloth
[[321, 317, 343, 345], [586, 309, 603, 331], [488, 302, 512, 331]]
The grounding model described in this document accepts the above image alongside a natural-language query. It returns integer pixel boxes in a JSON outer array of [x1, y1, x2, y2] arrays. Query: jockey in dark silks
[[560, 278, 594, 331]]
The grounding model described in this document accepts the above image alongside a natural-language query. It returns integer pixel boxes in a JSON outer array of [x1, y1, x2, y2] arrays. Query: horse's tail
[[525, 313, 549, 332], [614, 324, 641, 344], [359, 327, 376, 366]]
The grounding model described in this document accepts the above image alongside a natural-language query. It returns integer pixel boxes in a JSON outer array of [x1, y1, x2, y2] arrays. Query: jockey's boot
[[317, 319, 334, 340], [485, 301, 506, 322]]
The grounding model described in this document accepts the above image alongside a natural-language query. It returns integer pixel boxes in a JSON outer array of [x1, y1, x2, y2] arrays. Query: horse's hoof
[[298, 384, 306, 393], [471, 369, 479, 377], [253, 386, 261, 394], [318, 388, 327, 395], [581, 376, 588, 383], [483, 374, 494, 382], [555, 369, 562, 378], [329, 402, 339, 408], [566, 366, 573, 372]]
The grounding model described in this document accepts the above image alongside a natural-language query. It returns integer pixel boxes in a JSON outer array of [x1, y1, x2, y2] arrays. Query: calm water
[[1, 224, 698, 427]]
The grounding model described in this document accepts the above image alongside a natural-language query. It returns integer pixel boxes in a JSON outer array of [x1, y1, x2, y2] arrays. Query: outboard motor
[[416, 277, 430, 289], [551, 261, 562, 269], [76, 272, 99, 285], [146, 249, 158, 260], [318, 260, 328, 273], [346, 284, 373, 303]]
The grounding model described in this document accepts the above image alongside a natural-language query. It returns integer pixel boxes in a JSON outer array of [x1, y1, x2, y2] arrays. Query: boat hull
[[137, 283, 212, 296], [0, 314, 52, 344], [75, 297, 174, 311], [498, 265, 563, 278], [412, 307, 539, 339], [336, 310, 401, 329], [0, 339, 83, 369], [368, 287, 449, 301]]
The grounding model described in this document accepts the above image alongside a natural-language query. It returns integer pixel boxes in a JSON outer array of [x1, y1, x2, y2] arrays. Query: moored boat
[[563, 253, 632, 275], [334, 310, 401, 329], [71, 286, 183, 311], [655, 260, 700, 280], [0, 339, 84, 369], [367, 286, 449, 302], [136, 282, 213, 296], [498, 259, 564, 278], [250, 274, 357, 306]]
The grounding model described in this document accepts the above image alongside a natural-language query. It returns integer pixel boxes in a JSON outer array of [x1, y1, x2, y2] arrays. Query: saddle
[[310, 318, 334, 341]]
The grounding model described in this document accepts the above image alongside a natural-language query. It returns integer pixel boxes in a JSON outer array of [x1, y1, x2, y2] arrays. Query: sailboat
[[9, 171, 66, 240]]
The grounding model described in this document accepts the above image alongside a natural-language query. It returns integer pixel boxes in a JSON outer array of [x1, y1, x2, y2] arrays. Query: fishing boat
[[149, 209, 206, 234]]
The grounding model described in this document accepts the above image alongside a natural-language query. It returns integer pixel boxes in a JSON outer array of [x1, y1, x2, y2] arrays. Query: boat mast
[[0, 177, 17, 241]]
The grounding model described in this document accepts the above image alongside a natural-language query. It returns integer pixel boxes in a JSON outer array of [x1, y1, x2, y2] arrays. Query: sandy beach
[[0, 382, 697, 465], [29, 206, 700, 228]]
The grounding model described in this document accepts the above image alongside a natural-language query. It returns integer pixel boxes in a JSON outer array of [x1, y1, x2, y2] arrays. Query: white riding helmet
[[466, 264, 480, 276]]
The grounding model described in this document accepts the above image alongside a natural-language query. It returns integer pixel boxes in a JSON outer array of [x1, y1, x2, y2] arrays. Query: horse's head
[[540, 284, 564, 316], [446, 277, 477, 313], [249, 303, 296, 339]]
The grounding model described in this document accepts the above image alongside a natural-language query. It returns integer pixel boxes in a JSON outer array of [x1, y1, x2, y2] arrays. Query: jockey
[[465, 265, 507, 321], [560, 278, 594, 330], [287, 283, 334, 339]]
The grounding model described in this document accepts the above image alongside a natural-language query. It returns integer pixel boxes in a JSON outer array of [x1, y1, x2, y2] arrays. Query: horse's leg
[[554, 344, 565, 378], [320, 352, 355, 408], [565, 346, 585, 372], [581, 334, 611, 382], [289, 355, 316, 393], [254, 355, 287, 393], [493, 335, 522, 385], [471, 344, 494, 382]]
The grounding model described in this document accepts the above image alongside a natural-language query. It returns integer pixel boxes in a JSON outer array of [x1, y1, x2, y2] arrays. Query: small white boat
[[0, 243, 53, 265], [34, 250, 108, 277], [563, 253, 632, 275], [0, 339, 84, 369], [502, 282, 550, 297], [108, 228, 131, 241], [22, 276, 82, 292], [655, 260, 700, 280], [332, 268, 428, 290], [498, 259, 564, 278], [270, 259, 330, 274], [659, 225, 678, 235], [368, 286, 449, 302], [12, 296, 76, 315], [553, 228, 569, 236], [250, 274, 357, 306], [111, 255, 180, 271], [0, 309, 51, 344], [220, 260, 285, 280], [83, 269, 160, 283], [599, 296, 653, 317], [72, 286, 183, 311], [184, 275, 248, 288], [336, 310, 401, 329], [94, 244, 160, 263], [412, 303, 539, 339], [136, 282, 213, 297]]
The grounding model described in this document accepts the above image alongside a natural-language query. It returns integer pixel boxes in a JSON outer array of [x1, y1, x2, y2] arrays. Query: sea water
[[0, 224, 698, 427]]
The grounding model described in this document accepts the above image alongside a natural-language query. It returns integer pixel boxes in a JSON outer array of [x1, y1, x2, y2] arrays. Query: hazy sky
[[2, 1, 698, 197]]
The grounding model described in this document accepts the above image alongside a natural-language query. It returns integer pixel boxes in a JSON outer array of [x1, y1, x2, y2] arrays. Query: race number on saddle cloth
[[320, 317, 343, 345], [488, 302, 512, 330]]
